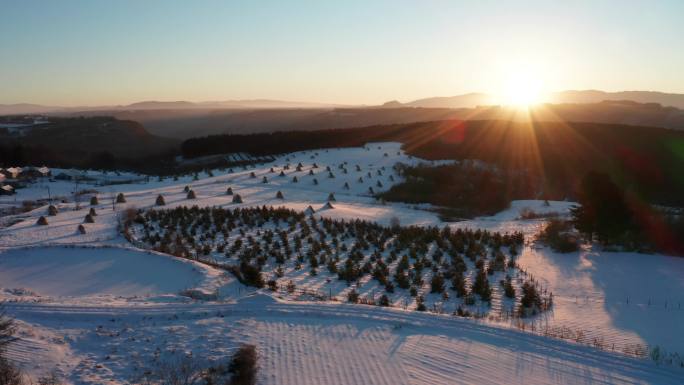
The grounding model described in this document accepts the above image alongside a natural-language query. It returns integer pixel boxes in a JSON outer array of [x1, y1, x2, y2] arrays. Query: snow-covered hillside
[[1, 142, 682, 384]]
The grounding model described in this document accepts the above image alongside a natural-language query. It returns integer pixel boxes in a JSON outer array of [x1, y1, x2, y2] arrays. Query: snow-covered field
[[1, 142, 683, 384]]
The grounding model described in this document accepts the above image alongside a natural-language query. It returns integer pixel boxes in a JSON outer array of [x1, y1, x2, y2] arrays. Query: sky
[[1, 0, 683, 106]]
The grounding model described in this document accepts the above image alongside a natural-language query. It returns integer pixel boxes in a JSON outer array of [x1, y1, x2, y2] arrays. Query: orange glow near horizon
[[497, 69, 546, 108]]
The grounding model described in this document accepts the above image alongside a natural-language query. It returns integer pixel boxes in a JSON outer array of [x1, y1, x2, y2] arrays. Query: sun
[[500, 70, 544, 107]]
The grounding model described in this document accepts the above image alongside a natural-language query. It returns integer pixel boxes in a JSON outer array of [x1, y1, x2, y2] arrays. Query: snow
[[0, 247, 211, 298], [0, 142, 683, 383], [4, 299, 682, 384]]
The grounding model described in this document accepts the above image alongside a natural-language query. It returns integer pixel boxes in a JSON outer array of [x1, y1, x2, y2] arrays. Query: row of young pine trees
[[133, 205, 547, 316]]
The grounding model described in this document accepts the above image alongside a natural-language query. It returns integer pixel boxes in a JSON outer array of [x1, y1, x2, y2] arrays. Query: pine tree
[[430, 273, 445, 293]]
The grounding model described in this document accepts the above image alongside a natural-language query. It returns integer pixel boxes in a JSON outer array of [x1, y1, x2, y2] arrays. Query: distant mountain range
[[3, 90, 684, 116], [0, 99, 348, 115], [390, 90, 684, 109]]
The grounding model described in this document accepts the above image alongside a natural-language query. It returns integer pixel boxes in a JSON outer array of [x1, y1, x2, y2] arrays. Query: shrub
[[416, 295, 426, 311], [228, 344, 258, 385], [90, 196, 99, 206], [378, 294, 390, 307], [239, 262, 264, 288], [347, 289, 359, 303], [538, 219, 579, 253], [0, 357, 22, 385]]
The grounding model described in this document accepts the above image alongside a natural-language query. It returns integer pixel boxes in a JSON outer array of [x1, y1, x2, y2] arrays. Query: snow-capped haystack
[[377, 170, 382, 176], [297, 162, 303, 168], [358, 176, 363, 183], [116, 193, 126, 203], [250, 172, 256, 178], [328, 192, 336, 202], [226, 187, 233, 195], [384, 152, 388, 157], [279, 170, 286, 177], [89, 207, 97, 216], [262, 176, 268, 183], [304, 205, 315, 215], [187, 190, 196, 199], [356, 165, 361, 171], [296, 165, 302, 172], [326, 166, 331, 171], [84, 213, 95, 223], [309, 169, 314, 176], [183, 185, 190, 193], [156, 194, 166, 205], [377, 181, 383, 188], [47, 204, 58, 216], [343, 182, 350, 190], [36, 216, 48, 226], [313, 178, 318, 185], [232, 194, 243, 203], [284, 164, 290, 170], [270, 167, 275, 173], [342, 168, 347, 174], [312, 163, 318, 168], [292, 176, 298, 183], [389, 175, 395, 182], [275, 190, 284, 199], [328, 172, 335, 178], [367, 171, 372, 178], [369, 187, 375, 194], [90, 196, 98, 206], [77, 224, 86, 234], [322, 202, 335, 210]]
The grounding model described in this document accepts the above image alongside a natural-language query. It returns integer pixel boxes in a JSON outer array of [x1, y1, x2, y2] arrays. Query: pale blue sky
[[1, 0, 683, 105]]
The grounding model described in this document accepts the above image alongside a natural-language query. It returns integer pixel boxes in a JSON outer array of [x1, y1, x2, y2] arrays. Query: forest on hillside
[[181, 120, 684, 207]]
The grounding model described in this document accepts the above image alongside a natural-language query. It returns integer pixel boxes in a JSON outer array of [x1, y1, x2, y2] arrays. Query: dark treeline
[[0, 143, 178, 174], [181, 120, 684, 207], [571, 172, 684, 256], [380, 163, 537, 218]]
